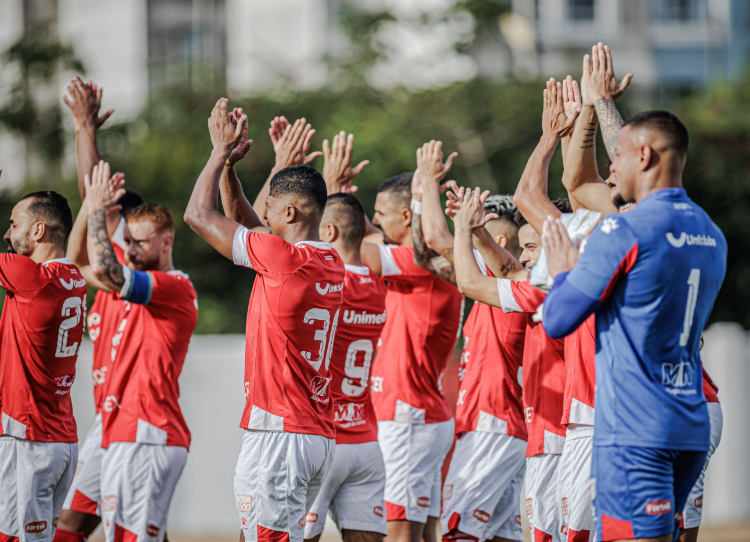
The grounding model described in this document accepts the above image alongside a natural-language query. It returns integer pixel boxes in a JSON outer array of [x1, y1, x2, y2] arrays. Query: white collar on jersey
[[167, 269, 190, 279], [344, 264, 370, 275], [112, 216, 126, 249], [43, 257, 72, 266], [295, 240, 332, 250]]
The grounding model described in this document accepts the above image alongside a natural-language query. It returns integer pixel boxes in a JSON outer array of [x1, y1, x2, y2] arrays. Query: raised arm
[[185, 99, 254, 260], [416, 140, 457, 260], [64, 78, 114, 199], [514, 79, 577, 235], [252, 117, 322, 225]]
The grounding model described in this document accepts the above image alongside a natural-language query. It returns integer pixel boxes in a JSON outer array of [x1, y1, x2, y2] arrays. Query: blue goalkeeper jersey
[[542, 188, 726, 450]]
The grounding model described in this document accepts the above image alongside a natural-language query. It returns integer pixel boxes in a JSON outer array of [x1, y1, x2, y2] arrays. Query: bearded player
[[185, 99, 343, 542], [409, 141, 528, 542], [56, 79, 143, 542], [0, 187, 86, 542]]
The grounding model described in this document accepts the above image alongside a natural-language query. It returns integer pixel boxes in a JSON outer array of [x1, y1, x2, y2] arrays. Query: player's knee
[[342, 529, 383, 542], [55, 510, 101, 537], [678, 526, 700, 542]]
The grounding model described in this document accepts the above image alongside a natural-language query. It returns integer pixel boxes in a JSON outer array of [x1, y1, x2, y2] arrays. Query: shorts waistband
[[566, 424, 594, 439]]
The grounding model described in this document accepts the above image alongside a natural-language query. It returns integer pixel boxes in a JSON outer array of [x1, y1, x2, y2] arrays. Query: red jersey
[[562, 315, 596, 426], [88, 218, 126, 413], [233, 227, 345, 439], [498, 278, 566, 456], [702, 367, 719, 403], [0, 256, 87, 442], [329, 264, 387, 444], [100, 269, 198, 449], [455, 250, 527, 440], [370, 245, 463, 424]]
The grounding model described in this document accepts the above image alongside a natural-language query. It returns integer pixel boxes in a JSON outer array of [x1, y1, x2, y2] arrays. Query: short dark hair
[[118, 189, 144, 216], [270, 165, 328, 213], [19, 191, 74, 248], [377, 173, 412, 210], [127, 203, 175, 234], [623, 110, 689, 159], [484, 195, 518, 227], [514, 198, 572, 228], [324, 193, 367, 248]]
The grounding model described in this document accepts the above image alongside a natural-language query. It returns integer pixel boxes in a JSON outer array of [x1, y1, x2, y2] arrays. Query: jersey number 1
[[679, 269, 700, 348]]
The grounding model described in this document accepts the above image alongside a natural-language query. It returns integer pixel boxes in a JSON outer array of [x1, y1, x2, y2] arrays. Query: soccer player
[[185, 99, 343, 542], [540, 102, 727, 542], [0, 188, 86, 542], [304, 192, 389, 542], [562, 44, 723, 542], [56, 79, 143, 542], [81, 161, 198, 542], [409, 141, 527, 542], [355, 166, 464, 542]]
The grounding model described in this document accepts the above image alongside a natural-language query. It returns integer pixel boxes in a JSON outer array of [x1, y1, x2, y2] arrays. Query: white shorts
[[234, 430, 335, 542], [100, 442, 187, 542], [558, 425, 594, 542], [62, 414, 104, 516], [0, 436, 77, 542], [526, 453, 563, 542], [441, 431, 526, 542], [378, 419, 453, 523], [683, 402, 723, 529], [304, 441, 387, 539]]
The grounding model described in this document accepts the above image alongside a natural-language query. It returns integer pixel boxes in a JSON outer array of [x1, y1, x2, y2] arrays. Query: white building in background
[[1, 0, 749, 188]]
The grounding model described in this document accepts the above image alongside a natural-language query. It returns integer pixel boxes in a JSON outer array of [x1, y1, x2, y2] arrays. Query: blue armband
[[121, 267, 153, 305]]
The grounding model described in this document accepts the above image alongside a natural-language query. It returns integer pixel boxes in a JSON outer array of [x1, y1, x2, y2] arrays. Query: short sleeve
[[566, 215, 639, 303], [378, 245, 431, 282], [473, 249, 489, 277], [120, 267, 153, 305], [497, 278, 546, 314], [232, 225, 307, 275], [0, 254, 48, 296]]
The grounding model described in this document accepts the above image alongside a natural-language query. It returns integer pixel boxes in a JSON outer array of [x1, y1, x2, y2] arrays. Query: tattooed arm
[[595, 98, 625, 161], [88, 207, 126, 292], [412, 211, 456, 284], [473, 227, 529, 281]]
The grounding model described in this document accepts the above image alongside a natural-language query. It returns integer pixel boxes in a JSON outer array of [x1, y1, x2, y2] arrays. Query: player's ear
[[285, 205, 296, 223], [495, 234, 508, 248], [402, 207, 412, 227], [638, 145, 652, 172], [162, 233, 174, 251], [31, 221, 45, 242]]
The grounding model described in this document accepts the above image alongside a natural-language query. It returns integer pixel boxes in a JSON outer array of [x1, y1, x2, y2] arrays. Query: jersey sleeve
[[377, 245, 432, 283], [120, 267, 154, 305], [473, 249, 490, 277], [232, 225, 306, 275], [121, 268, 198, 316], [497, 278, 546, 314], [0, 254, 49, 296]]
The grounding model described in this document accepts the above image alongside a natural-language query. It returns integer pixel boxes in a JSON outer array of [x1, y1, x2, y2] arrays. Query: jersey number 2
[[56, 295, 86, 358], [679, 269, 700, 348]]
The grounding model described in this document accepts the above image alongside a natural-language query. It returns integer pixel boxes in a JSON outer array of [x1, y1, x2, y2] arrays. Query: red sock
[[53, 528, 86, 542]]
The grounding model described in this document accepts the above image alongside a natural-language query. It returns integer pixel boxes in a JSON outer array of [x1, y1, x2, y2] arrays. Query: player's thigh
[[484, 462, 525, 542], [62, 417, 104, 517], [304, 443, 349, 539], [385, 520, 425, 542], [343, 529, 384, 542], [559, 431, 594, 539], [330, 442, 388, 536]]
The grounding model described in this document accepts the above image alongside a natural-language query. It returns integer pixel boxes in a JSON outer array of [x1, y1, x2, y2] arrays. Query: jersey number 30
[[302, 308, 340, 371]]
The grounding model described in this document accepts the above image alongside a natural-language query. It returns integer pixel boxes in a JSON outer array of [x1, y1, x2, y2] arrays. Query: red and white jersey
[[0, 256, 87, 442], [455, 250, 526, 440], [370, 244, 463, 424], [100, 270, 198, 449], [497, 278, 566, 456], [329, 264, 387, 444], [702, 367, 719, 403], [562, 315, 596, 426], [89, 218, 126, 414], [233, 227, 345, 439]]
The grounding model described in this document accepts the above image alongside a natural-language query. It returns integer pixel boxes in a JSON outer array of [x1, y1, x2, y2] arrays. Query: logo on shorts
[[695, 495, 703, 509], [645, 500, 672, 515], [102, 495, 118, 512], [53, 518, 59, 528], [416, 497, 430, 508], [236, 494, 253, 513], [674, 511, 683, 523], [146, 525, 160, 537], [299, 517, 306, 528], [241, 517, 248, 530], [374, 506, 384, 518], [25, 522, 47, 533], [515, 515, 521, 526], [307, 513, 318, 523], [562, 497, 568, 516], [473, 510, 490, 523], [561, 525, 568, 535], [525, 498, 533, 517], [443, 484, 453, 500]]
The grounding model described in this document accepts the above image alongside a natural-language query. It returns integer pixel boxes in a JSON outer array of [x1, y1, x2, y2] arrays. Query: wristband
[[410, 199, 422, 215]]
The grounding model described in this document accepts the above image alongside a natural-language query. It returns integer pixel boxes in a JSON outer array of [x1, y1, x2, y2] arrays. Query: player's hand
[[269, 116, 290, 150], [411, 170, 457, 202], [542, 215, 580, 277], [63, 77, 114, 132], [84, 161, 126, 213], [322, 131, 369, 195], [226, 107, 253, 166], [450, 187, 495, 232], [273, 118, 323, 170], [542, 78, 578, 138], [417, 140, 457, 189], [582, 43, 633, 103], [562, 75, 582, 120], [208, 98, 246, 155]]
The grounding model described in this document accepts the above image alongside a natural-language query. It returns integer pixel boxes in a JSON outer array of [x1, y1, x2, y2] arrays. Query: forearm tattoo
[[412, 214, 456, 285], [88, 209, 125, 288], [594, 98, 624, 161], [581, 121, 597, 149]]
